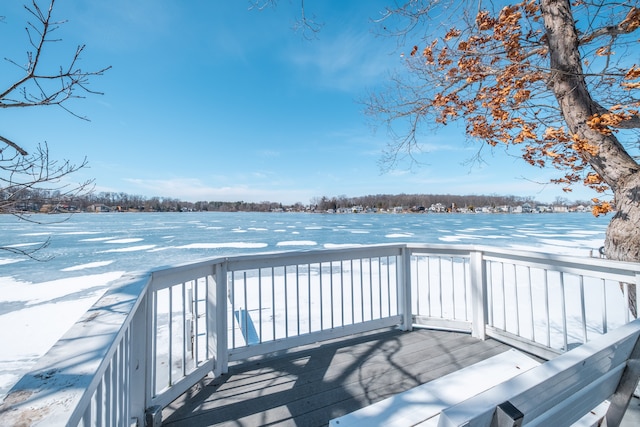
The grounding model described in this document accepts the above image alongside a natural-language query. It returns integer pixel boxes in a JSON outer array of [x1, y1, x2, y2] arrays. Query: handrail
[[1, 243, 638, 426]]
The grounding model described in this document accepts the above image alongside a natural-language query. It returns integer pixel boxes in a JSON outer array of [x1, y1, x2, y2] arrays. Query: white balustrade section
[[1, 243, 639, 426]]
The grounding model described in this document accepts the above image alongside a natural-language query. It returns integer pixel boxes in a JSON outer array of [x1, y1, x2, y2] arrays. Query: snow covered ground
[[0, 272, 124, 400]]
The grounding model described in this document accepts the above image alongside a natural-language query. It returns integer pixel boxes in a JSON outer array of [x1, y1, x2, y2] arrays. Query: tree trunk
[[606, 177, 640, 262], [541, 0, 640, 315], [541, 0, 640, 257], [607, 176, 640, 318]]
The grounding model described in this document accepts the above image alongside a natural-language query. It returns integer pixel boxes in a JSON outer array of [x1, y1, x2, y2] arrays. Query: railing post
[[129, 292, 149, 426], [635, 273, 640, 320], [212, 262, 229, 376], [470, 250, 487, 340], [399, 246, 413, 332]]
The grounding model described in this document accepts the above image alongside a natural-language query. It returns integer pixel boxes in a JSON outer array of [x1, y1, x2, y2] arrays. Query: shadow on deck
[[161, 328, 521, 427]]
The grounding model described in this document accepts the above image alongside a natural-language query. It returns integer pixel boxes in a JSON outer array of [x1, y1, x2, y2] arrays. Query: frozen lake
[[0, 211, 609, 284]]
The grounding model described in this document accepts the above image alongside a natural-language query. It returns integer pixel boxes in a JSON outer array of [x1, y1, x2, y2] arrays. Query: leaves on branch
[[370, 0, 640, 217], [591, 198, 613, 216]]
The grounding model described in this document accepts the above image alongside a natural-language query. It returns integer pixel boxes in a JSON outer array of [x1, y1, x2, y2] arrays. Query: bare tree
[[249, 0, 323, 39], [1, 0, 110, 256]]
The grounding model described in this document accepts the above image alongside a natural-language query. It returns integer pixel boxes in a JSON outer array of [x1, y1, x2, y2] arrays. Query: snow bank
[[0, 272, 124, 400]]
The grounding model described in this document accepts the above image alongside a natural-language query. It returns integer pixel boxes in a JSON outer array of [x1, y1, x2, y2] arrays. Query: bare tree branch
[[249, 0, 323, 39], [579, 6, 640, 44], [0, 0, 111, 114], [1, 0, 107, 258], [0, 135, 28, 155]]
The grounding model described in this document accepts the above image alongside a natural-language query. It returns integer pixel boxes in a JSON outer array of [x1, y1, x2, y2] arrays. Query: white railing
[[408, 245, 639, 360], [1, 243, 638, 426]]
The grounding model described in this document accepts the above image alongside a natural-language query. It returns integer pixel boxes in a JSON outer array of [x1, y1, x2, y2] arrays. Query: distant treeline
[[5, 188, 592, 213], [310, 194, 552, 212]]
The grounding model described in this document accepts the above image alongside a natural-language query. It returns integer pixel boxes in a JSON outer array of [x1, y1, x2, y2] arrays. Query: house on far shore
[[87, 204, 111, 213], [429, 203, 446, 213], [522, 203, 534, 213]]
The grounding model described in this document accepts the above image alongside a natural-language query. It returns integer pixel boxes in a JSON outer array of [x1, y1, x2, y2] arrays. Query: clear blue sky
[[2, 1, 603, 205]]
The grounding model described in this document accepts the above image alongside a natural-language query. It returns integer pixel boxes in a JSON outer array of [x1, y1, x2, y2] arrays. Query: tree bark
[[607, 176, 640, 262], [609, 176, 640, 318]]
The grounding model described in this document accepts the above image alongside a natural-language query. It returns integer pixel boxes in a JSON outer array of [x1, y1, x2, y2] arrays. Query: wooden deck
[[161, 328, 520, 427]]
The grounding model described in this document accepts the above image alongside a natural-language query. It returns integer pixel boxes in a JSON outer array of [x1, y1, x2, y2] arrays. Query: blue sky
[[2, 1, 604, 205]]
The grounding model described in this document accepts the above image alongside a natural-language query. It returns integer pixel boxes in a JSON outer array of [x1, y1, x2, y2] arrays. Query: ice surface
[[276, 240, 318, 246]]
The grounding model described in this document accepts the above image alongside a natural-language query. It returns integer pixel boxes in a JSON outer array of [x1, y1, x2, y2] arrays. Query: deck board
[[161, 328, 517, 427]]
